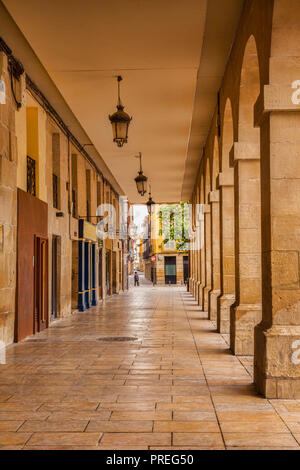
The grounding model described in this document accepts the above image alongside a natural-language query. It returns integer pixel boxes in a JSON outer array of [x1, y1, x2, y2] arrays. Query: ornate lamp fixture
[[109, 76, 132, 147], [146, 186, 155, 215], [135, 153, 148, 196]]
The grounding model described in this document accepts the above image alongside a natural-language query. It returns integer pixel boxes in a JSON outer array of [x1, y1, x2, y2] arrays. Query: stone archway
[[254, 0, 300, 398], [209, 137, 221, 322], [230, 35, 262, 356], [203, 157, 212, 313], [217, 99, 235, 334]]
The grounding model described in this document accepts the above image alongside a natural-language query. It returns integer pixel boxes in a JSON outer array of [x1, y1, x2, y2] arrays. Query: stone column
[[217, 170, 235, 333], [195, 205, 204, 310], [209, 190, 221, 322], [84, 241, 91, 309], [203, 205, 212, 312], [230, 142, 261, 355], [91, 242, 97, 306], [0, 51, 17, 344], [254, 83, 300, 398], [78, 240, 86, 312]]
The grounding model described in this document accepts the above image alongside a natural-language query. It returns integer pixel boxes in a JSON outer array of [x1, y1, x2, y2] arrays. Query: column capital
[[229, 142, 260, 164], [254, 84, 300, 126], [216, 169, 234, 188], [208, 190, 220, 203], [203, 204, 211, 214]]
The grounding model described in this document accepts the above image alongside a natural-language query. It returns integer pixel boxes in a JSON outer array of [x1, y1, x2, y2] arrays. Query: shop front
[[78, 220, 98, 312]]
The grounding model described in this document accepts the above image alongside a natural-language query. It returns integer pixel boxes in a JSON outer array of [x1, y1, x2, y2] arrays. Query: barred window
[[53, 174, 59, 209], [27, 156, 36, 197], [72, 189, 77, 218]]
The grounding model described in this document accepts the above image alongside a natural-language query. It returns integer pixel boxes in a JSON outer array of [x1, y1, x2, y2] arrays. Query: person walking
[[134, 271, 140, 287]]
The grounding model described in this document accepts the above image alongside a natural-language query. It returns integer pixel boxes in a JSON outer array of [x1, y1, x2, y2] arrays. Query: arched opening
[[212, 137, 220, 191], [209, 137, 221, 321], [204, 157, 212, 312], [231, 35, 261, 356], [217, 98, 235, 334]]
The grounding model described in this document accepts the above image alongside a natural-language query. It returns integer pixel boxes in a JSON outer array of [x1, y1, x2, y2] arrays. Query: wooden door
[[51, 236, 58, 320], [34, 237, 49, 333], [99, 248, 102, 299]]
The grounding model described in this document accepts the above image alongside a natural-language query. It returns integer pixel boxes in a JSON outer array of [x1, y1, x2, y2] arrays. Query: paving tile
[[217, 411, 282, 423], [0, 432, 32, 446], [27, 432, 102, 446], [173, 433, 224, 447], [86, 420, 153, 432], [19, 420, 88, 432], [154, 421, 219, 433], [173, 411, 217, 422], [220, 421, 289, 433], [223, 433, 299, 448], [100, 432, 171, 446], [0, 421, 24, 432], [111, 411, 171, 421]]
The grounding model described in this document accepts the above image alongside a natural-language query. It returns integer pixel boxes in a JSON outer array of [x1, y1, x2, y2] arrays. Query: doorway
[[99, 248, 103, 299], [51, 236, 60, 320], [183, 256, 189, 284], [106, 250, 111, 295], [112, 251, 117, 294], [34, 236, 49, 333], [16, 189, 48, 342], [165, 256, 177, 285]]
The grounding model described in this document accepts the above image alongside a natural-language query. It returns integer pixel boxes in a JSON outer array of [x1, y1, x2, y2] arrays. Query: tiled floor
[[0, 276, 300, 450]]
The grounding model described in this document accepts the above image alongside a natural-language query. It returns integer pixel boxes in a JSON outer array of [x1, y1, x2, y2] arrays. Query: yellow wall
[[15, 92, 47, 202]]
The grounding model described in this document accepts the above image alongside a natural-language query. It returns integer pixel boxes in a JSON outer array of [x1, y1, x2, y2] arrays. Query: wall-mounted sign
[[151, 256, 156, 262], [79, 219, 97, 242]]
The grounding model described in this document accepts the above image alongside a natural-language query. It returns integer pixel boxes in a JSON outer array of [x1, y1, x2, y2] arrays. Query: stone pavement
[[0, 278, 299, 450]]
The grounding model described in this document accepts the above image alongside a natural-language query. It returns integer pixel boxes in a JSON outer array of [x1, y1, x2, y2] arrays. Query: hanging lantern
[[135, 153, 148, 196], [109, 76, 132, 147], [146, 187, 155, 215]]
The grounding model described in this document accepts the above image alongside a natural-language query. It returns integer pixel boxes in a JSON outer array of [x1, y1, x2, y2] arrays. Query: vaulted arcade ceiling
[[3, 0, 244, 203]]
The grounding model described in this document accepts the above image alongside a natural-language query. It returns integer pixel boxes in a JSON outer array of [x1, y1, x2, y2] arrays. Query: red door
[[34, 237, 49, 333]]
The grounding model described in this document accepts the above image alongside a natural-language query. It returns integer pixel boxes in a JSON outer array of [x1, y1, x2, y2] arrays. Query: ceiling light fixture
[[109, 75, 132, 147], [135, 153, 148, 196], [146, 185, 155, 215]]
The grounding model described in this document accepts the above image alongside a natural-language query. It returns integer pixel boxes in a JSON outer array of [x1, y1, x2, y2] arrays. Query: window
[[71, 154, 78, 218], [52, 133, 60, 209], [72, 189, 77, 218], [27, 156, 36, 196], [86, 169, 91, 222], [53, 174, 59, 209]]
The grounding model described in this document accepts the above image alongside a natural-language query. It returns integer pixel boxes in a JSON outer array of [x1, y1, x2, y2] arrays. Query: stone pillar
[[198, 205, 206, 310], [84, 241, 91, 309], [0, 51, 17, 344], [217, 170, 235, 333], [91, 242, 97, 306], [78, 240, 86, 312], [254, 82, 300, 398], [209, 190, 221, 322], [203, 204, 212, 312], [230, 142, 261, 355]]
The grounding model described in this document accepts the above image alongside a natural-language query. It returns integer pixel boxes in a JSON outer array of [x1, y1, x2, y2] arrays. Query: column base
[[230, 303, 261, 356], [203, 286, 211, 313], [188, 278, 194, 294], [196, 281, 201, 305], [254, 323, 300, 398], [217, 294, 235, 334], [198, 283, 205, 310], [209, 290, 220, 322]]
